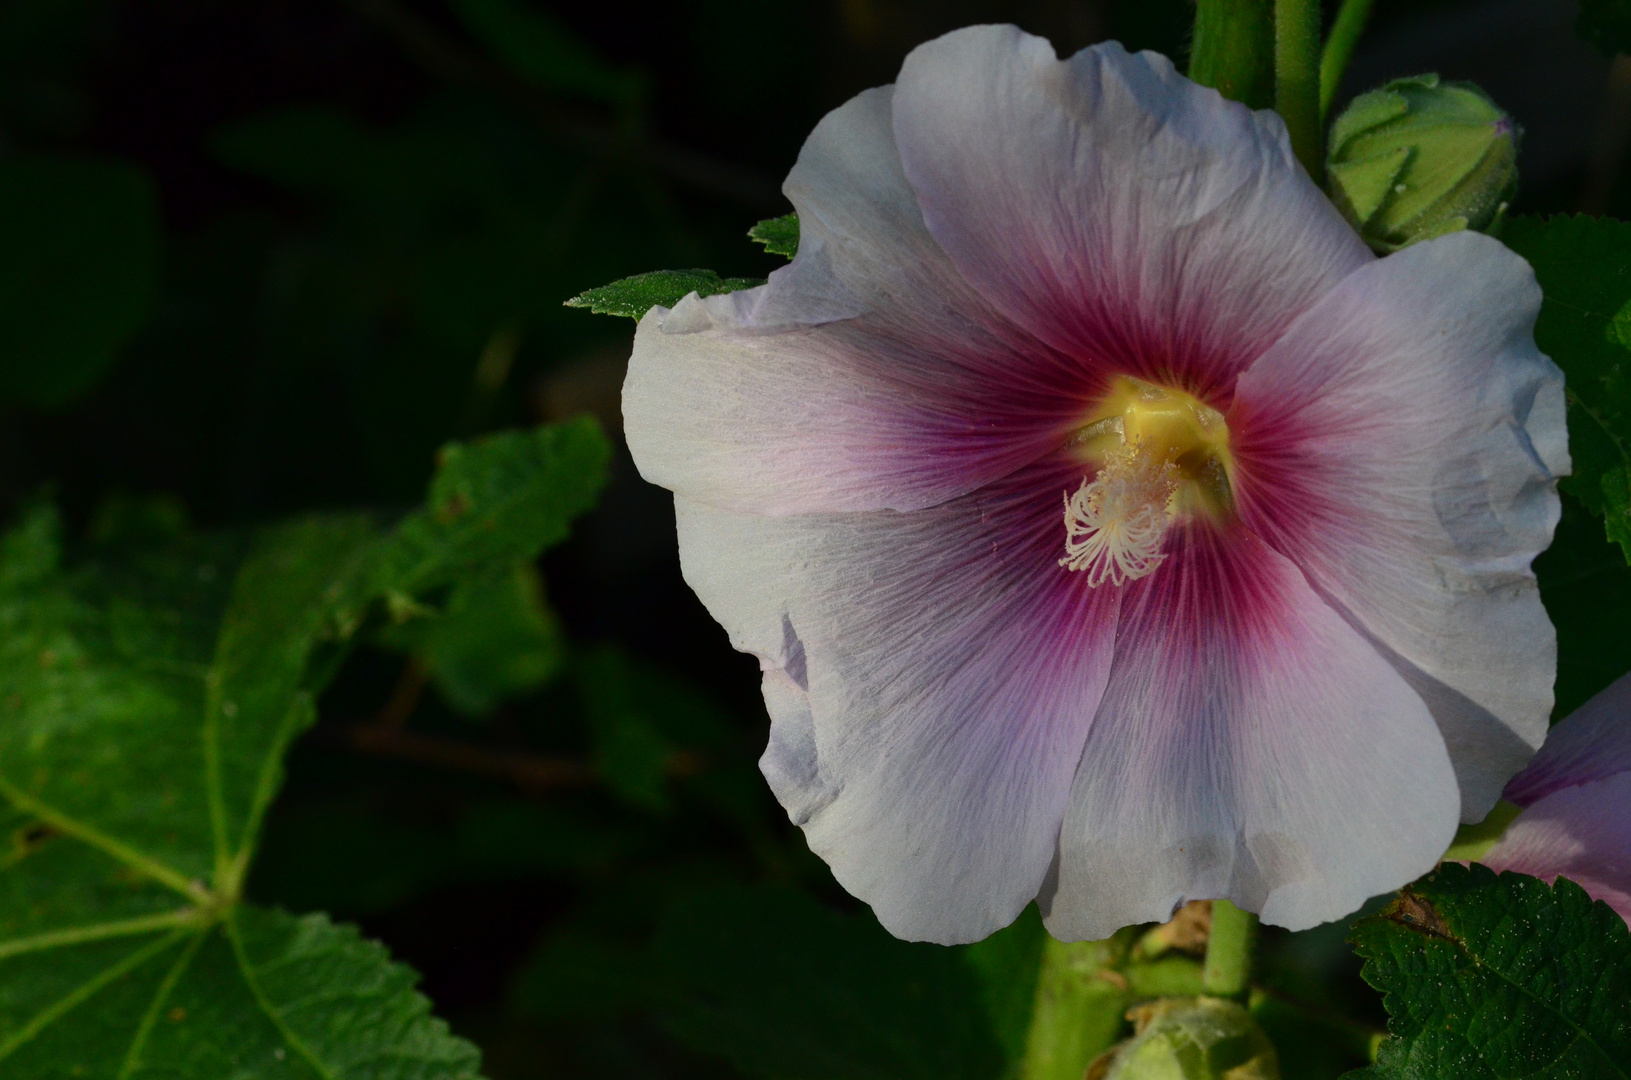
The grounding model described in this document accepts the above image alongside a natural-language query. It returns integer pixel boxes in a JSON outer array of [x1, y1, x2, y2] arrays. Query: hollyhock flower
[[623, 25, 1567, 944], [1481, 673, 1631, 923]]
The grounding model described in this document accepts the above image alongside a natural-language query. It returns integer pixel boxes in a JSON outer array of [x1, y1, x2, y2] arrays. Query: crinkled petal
[[1045, 524, 1458, 940], [1505, 672, 1631, 807], [674, 458, 1119, 944], [625, 85, 1088, 517], [1481, 774, 1631, 925], [1229, 231, 1567, 822], [891, 27, 1370, 400]]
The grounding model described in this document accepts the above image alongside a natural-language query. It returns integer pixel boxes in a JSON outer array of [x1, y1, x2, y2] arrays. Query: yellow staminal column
[[1059, 378, 1234, 586]]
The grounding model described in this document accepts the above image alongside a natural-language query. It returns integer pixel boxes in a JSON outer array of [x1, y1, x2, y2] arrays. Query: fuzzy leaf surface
[[1349, 862, 1631, 1079], [0, 421, 609, 1076], [373, 417, 610, 596]]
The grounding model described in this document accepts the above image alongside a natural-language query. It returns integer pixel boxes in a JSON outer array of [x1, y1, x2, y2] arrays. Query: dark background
[[1, 1, 1625, 1077]]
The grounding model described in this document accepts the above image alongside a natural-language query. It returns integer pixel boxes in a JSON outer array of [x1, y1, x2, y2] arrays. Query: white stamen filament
[[1059, 444, 1178, 587]]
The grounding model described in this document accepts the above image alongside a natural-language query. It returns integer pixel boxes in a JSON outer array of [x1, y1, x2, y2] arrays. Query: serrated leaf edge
[[1362, 868, 1631, 1078]]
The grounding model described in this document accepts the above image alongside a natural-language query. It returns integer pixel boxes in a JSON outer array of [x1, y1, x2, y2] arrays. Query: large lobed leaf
[[0, 420, 609, 1077], [1350, 862, 1631, 1078], [1502, 215, 1631, 562]]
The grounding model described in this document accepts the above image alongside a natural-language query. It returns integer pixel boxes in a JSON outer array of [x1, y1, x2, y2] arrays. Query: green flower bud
[[1325, 73, 1520, 254], [1087, 997, 1278, 1080]]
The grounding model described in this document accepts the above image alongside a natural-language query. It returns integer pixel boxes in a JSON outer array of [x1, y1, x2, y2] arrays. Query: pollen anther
[[1059, 441, 1179, 587]]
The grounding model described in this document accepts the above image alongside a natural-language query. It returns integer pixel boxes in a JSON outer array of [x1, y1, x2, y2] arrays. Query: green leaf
[[0, 419, 610, 1076], [578, 646, 737, 812], [1349, 863, 1631, 1078], [564, 268, 764, 320], [0, 154, 160, 407], [448, 0, 644, 110], [208, 516, 381, 894], [1538, 490, 1631, 719], [961, 905, 1047, 1068], [0, 500, 62, 589], [1577, 0, 1631, 56], [0, 903, 481, 1078], [374, 417, 610, 596], [383, 562, 565, 716], [1502, 215, 1631, 562], [654, 883, 1009, 1080], [749, 213, 799, 258], [0, 519, 479, 1077]]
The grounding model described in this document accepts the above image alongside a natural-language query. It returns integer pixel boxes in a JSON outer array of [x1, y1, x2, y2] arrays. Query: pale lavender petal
[[1230, 231, 1566, 822], [1481, 773, 1631, 924], [1045, 524, 1458, 940], [625, 84, 1093, 517], [891, 27, 1370, 401], [674, 456, 1119, 944], [1505, 672, 1631, 807]]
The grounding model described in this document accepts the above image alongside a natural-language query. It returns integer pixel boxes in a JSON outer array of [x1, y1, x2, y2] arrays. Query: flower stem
[[1319, 0, 1375, 120], [1202, 899, 1259, 998], [1275, 0, 1325, 182], [1021, 930, 1136, 1080], [1189, 0, 1275, 109]]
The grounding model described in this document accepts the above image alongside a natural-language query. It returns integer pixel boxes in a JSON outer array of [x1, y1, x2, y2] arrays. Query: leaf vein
[[0, 930, 185, 1062]]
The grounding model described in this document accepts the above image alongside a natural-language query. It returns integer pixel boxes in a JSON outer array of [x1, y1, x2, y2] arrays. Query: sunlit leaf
[[749, 213, 799, 258], [564, 268, 764, 319]]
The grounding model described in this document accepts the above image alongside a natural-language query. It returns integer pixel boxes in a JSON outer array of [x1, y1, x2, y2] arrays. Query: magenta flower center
[[1059, 377, 1234, 587]]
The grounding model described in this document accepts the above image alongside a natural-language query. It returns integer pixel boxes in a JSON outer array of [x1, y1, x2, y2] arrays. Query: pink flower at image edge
[[622, 25, 1569, 943], [1483, 673, 1631, 924]]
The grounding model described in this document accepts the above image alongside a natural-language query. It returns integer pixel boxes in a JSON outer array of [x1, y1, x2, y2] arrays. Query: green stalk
[[1189, 0, 1276, 109], [1275, 0, 1324, 181], [1202, 900, 1259, 999], [1021, 930, 1137, 1080], [1320, 0, 1376, 120]]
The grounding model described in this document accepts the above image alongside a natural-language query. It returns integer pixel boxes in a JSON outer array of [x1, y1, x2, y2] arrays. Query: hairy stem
[[1320, 0, 1375, 119], [1202, 899, 1259, 998], [1275, 0, 1324, 181], [1189, 0, 1275, 109], [1021, 930, 1137, 1080]]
